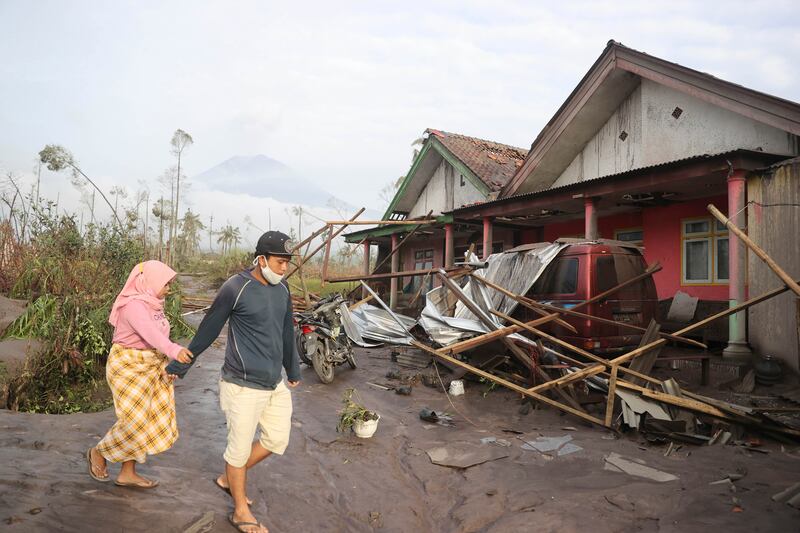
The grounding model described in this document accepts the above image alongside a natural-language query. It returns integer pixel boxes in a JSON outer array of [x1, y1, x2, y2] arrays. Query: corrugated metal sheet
[[451, 149, 787, 215]]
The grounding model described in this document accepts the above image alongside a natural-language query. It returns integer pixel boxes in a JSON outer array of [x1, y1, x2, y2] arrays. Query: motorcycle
[[294, 293, 356, 383]]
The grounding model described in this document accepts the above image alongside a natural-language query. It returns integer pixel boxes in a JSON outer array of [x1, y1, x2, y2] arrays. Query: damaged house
[[345, 40, 800, 373]]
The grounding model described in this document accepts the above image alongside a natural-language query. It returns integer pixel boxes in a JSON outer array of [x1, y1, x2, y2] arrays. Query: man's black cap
[[255, 231, 295, 258]]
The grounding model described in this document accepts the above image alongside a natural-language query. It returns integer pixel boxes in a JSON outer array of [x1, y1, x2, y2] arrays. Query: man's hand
[[176, 348, 193, 364], [287, 380, 300, 388]]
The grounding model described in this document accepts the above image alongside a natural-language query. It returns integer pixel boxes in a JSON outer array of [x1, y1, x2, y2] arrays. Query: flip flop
[[86, 448, 110, 482], [215, 478, 254, 505], [228, 513, 265, 533], [114, 478, 159, 489]]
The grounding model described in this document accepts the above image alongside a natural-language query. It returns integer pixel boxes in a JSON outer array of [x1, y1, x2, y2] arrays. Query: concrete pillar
[[444, 223, 454, 268], [724, 170, 752, 361], [361, 240, 370, 299], [389, 233, 399, 310], [482, 216, 493, 260], [584, 197, 599, 240]]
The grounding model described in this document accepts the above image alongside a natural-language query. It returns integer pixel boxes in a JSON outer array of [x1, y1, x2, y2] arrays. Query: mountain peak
[[193, 154, 337, 208]]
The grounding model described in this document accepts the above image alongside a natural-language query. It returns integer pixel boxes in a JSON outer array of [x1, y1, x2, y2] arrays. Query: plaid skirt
[[96, 344, 178, 463]]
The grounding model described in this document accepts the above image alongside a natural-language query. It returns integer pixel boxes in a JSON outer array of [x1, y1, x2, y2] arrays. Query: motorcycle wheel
[[346, 349, 357, 370], [296, 331, 312, 365], [312, 345, 335, 384]]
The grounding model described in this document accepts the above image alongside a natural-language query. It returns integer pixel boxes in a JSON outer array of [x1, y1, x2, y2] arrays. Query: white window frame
[[681, 217, 728, 285]]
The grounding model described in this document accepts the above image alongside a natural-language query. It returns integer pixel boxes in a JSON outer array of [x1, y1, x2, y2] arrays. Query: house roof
[[424, 129, 528, 192], [503, 40, 800, 197], [451, 149, 787, 222], [380, 129, 528, 219]]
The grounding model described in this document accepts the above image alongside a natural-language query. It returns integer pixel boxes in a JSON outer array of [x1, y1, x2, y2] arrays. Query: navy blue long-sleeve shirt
[[166, 269, 301, 390]]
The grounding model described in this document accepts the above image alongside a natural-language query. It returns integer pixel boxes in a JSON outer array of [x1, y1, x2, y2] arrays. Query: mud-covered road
[[1, 278, 799, 532]]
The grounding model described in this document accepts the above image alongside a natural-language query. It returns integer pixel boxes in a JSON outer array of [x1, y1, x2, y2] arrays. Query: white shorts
[[219, 379, 293, 467]]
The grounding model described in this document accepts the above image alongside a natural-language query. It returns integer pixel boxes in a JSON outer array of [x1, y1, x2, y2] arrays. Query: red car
[[517, 241, 657, 355]]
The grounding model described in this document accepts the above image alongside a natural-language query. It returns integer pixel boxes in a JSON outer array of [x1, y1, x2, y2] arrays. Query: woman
[[86, 260, 192, 488]]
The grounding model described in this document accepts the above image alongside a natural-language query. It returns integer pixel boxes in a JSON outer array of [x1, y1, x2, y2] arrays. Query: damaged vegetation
[[0, 186, 192, 414]]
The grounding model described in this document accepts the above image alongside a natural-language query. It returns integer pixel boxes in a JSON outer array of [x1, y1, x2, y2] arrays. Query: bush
[[2, 209, 193, 413]]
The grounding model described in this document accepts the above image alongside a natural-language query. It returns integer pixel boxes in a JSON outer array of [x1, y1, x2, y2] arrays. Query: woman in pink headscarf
[[86, 260, 192, 488]]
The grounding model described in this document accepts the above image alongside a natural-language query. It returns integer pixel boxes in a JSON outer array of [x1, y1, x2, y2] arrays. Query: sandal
[[228, 513, 266, 532], [86, 448, 110, 482], [115, 478, 159, 489], [215, 478, 254, 505]]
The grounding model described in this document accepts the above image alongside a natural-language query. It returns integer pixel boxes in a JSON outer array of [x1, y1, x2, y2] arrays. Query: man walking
[[167, 231, 301, 533]]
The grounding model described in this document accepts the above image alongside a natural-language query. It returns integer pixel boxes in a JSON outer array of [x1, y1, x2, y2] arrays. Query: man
[[167, 231, 301, 533]]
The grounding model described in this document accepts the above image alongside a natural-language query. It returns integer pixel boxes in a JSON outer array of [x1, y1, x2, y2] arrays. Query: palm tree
[[215, 224, 241, 255], [179, 209, 205, 257]]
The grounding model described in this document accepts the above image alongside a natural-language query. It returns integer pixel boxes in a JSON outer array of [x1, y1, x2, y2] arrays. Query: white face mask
[[254, 256, 284, 285]]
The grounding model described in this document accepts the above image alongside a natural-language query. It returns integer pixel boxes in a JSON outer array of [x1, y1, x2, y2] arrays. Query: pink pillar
[[389, 233, 399, 310], [482, 217, 493, 259], [444, 223, 454, 268], [361, 240, 370, 299], [584, 197, 598, 240], [723, 170, 752, 360]]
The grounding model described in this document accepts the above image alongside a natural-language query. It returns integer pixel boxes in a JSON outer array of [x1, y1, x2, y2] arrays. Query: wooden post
[[361, 239, 370, 299], [389, 233, 400, 310], [604, 364, 619, 427], [444, 223, 454, 268], [482, 216, 493, 259]]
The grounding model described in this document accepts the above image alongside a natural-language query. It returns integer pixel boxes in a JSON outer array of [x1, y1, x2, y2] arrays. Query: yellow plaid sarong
[[96, 344, 178, 463]]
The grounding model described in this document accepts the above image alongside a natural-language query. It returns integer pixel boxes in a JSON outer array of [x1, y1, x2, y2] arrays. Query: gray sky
[[1, 0, 798, 236]]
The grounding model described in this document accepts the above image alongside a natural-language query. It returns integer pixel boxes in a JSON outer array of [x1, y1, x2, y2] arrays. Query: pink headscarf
[[109, 260, 177, 328]]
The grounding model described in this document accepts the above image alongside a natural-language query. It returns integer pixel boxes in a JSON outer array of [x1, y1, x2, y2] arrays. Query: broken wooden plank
[[286, 208, 366, 279]]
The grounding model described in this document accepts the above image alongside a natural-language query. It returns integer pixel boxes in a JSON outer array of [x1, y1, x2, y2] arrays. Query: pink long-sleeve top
[[111, 299, 184, 360]]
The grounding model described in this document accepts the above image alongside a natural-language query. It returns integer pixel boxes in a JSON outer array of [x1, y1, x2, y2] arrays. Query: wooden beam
[[610, 279, 800, 367], [522, 297, 706, 349], [604, 365, 619, 427], [469, 274, 577, 333], [327, 266, 466, 283], [370, 210, 433, 275], [286, 208, 365, 279], [708, 203, 800, 298], [291, 222, 331, 253], [410, 340, 604, 426], [442, 314, 563, 355], [325, 219, 435, 225]]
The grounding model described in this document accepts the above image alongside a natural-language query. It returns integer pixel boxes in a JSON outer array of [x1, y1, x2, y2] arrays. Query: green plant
[[1, 207, 194, 413], [336, 387, 378, 433]]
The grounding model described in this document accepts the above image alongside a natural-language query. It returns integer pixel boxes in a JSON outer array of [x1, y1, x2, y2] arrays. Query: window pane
[[715, 220, 727, 233], [532, 258, 578, 294], [424, 250, 434, 259], [684, 220, 710, 234], [616, 230, 643, 242], [716, 238, 729, 281], [596, 256, 618, 293], [685, 240, 710, 281]]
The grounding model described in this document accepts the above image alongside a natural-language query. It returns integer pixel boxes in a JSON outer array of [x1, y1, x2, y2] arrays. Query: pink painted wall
[[642, 195, 728, 300], [522, 196, 729, 301]]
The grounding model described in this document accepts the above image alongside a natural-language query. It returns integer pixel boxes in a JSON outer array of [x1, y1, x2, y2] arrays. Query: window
[[531, 258, 579, 295], [407, 249, 434, 293], [682, 217, 728, 284], [614, 228, 643, 245]]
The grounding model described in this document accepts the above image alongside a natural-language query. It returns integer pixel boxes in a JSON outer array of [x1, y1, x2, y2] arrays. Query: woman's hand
[[176, 348, 193, 364], [161, 368, 177, 383]]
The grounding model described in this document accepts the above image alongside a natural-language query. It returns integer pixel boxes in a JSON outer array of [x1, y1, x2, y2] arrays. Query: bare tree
[[170, 129, 193, 264], [38, 144, 123, 229]]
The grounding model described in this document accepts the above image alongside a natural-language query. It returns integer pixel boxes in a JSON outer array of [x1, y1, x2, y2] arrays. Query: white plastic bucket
[[353, 414, 380, 438], [449, 379, 465, 396]]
